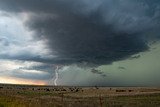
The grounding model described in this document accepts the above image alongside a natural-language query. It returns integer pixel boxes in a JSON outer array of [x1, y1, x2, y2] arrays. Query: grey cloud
[[101, 74, 107, 77], [19, 64, 53, 74], [91, 68, 103, 74], [0, 37, 10, 46], [118, 66, 126, 70], [12, 69, 50, 80], [0, 0, 160, 66], [130, 55, 141, 59], [90, 68, 106, 77], [0, 63, 51, 80], [0, 54, 55, 65]]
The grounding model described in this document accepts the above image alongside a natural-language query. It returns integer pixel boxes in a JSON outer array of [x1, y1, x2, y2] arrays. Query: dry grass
[[0, 84, 160, 107]]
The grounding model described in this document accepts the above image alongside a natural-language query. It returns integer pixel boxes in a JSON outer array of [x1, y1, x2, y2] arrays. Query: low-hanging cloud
[[0, 0, 160, 66]]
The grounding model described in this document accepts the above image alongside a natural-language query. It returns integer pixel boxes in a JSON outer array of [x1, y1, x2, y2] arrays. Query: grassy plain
[[0, 84, 160, 107]]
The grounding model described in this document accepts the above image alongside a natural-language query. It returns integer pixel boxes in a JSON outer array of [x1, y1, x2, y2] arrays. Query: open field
[[0, 84, 160, 107]]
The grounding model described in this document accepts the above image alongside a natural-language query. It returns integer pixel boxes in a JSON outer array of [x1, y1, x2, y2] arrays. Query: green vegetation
[[0, 96, 25, 107]]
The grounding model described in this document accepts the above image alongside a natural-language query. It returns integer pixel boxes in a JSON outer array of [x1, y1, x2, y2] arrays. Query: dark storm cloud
[[0, 0, 160, 66]]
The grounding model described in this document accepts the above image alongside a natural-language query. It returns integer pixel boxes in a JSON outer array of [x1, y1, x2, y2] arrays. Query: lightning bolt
[[54, 66, 59, 86]]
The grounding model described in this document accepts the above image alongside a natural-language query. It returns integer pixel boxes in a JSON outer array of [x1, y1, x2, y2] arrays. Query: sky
[[0, 0, 160, 86]]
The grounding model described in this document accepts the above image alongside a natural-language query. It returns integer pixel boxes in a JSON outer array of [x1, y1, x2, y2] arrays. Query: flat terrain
[[0, 84, 160, 107]]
